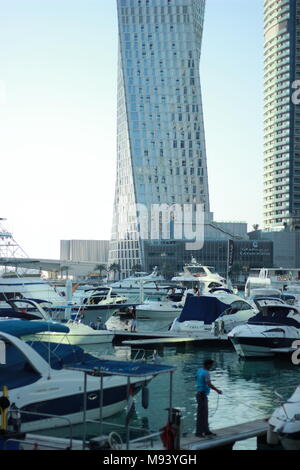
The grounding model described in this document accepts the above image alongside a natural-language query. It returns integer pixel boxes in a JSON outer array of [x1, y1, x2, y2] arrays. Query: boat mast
[[0, 218, 29, 275]]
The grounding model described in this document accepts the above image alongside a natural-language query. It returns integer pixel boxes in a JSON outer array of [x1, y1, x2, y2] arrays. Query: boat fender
[[267, 425, 280, 446], [0, 386, 10, 431], [142, 386, 149, 409]]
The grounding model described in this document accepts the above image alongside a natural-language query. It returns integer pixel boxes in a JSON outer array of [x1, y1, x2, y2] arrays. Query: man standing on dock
[[195, 359, 222, 438]]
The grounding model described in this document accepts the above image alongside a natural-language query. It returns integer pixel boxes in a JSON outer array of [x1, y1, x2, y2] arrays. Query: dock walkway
[[112, 330, 230, 348], [181, 418, 268, 450], [128, 418, 269, 451]]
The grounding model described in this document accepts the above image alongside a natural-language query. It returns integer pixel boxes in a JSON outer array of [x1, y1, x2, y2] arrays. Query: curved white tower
[[109, 0, 210, 278]]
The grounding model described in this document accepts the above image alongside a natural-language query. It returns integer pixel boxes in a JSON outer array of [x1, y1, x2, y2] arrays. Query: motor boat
[[0, 275, 67, 310], [268, 385, 300, 450], [0, 321, 165, 432], [110, 267, 165, 290], [77, 287, 127, 307], [136, 300, 184, 321], [228, 299, 300, 358], [72, 287, 130, 325], [0, 299, 114, 345], [136, 289, 187, 320], [169, 292, 250, 333], [212, 297, 256, 335], [109, 267, 168, 305], [172, 258, 228, 294], [0, 277, 128, 325]]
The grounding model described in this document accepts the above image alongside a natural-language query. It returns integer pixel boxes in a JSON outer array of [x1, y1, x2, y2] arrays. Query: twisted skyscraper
[[109, 0, 210, 277]]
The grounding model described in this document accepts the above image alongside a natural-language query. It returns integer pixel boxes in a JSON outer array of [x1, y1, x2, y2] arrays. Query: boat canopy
[[177, 296, 230, 324], [65, 359, 176, 377], [0, 320, 69, 338]]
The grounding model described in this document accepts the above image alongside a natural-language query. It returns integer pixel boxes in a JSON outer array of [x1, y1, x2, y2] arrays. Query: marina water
[[37, 317, 300, 450]]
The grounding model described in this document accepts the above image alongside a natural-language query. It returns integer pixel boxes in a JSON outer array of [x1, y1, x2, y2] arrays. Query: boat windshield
[[249, 306, 300, 327], [186, 266, 206, 275]]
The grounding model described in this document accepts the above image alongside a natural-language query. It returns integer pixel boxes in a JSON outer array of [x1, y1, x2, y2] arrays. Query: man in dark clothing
[[195, 359, 222, 438]]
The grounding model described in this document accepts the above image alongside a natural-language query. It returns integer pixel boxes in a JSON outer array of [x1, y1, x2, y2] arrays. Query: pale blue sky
[[0, 0, 264, 258]]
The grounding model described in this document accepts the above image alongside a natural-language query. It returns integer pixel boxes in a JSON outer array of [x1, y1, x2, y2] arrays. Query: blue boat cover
[[177, 296, 230, 324], [0, 320, 69, 337], [28, 343, 175, 376], [65, 359, 176, 377], [30, 341, 86, 369]]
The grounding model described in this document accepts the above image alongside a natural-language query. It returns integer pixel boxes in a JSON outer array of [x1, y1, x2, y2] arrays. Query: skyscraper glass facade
[[109, 0, 210, 277], [264, 0, 300, 230]]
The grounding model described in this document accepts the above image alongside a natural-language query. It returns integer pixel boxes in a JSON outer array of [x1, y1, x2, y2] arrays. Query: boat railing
[[131, 348, 162, 363], [7, 409, 73, 449], [132, 348, 146, 361], [3, 437, 75, 451], [85, 418, 158, 448]]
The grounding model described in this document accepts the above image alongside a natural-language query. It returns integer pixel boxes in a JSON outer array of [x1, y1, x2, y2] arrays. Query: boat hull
[[79, 306, 123, 324], [14, 380, 145, 433], [32, 331, 114, 345], [230, 336, 296, 358], [136, 307, 181, 320]]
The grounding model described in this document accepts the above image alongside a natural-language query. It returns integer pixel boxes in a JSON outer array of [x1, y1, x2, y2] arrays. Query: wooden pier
[[128, 418, 270, 451], [180, 418, 269, 450]]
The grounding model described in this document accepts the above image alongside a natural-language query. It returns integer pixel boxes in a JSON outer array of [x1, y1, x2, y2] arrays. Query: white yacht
[[0, 276, 126, 324], [136, 295, 185, 321], [169, 292, 251, 333], [0, 274, 66, 308], [1, 299, 114, 345], [75, 287, 129, 325], [111, 267, 165, 290], [212, 297, 256, 335], [172, 258, 228, 294], [228, 299, 300, 358], [268, 385, 300, 450], [109, 267, 167, 304], [0, 321, 159, 432]]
